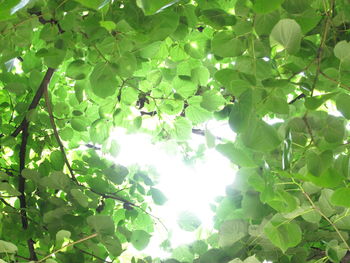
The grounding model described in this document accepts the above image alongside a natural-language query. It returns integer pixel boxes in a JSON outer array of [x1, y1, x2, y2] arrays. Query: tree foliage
[[1, 0, 350, 262]]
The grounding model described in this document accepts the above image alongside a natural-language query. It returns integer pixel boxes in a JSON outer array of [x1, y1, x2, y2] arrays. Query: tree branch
[[11, 68, 55, 137], [288, 93, 306, 104], [310, 0, 334, 96], [43, 88, 77, 183], [37, 233, 98, 263], [13, 68, 55, 261], [319, 71, 350, 91]]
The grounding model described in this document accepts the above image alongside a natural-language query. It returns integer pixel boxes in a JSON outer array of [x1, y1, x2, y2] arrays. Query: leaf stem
[[293, 179, 350, 251], [36, 233, 98, 263]]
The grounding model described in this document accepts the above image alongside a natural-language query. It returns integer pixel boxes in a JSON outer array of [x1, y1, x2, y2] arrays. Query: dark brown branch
[[288, 93, 306, 104], [140, 111, 157, 116], [28, 11, 64, 33], [15, 68, 54, 261], [44, 89, 77, 183], [11, 68, 55, 137], [85, 144, 101, 150]]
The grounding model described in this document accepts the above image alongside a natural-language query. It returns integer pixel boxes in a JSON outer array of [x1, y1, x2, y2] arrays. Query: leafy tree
[[1, 0, 350, 262]]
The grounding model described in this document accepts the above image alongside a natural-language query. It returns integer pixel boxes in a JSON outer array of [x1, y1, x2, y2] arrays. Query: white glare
[[111, 125, 235, 259]]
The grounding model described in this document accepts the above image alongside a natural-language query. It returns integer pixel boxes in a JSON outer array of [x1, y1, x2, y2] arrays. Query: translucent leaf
[[200, 90, 225, 112], [130, 230, 151, 250], [56, 230, 71, 244], [241, 120, 281, 152], [334, 41, 350, 63], [66, 60, 90, 80], [87, 215, 115, 235], [150, 187, 167, 205], [216, 143, 255, 167], [253, 0, 284, 14], [270, 19, 302, 54], [177, 211, 201, 232], [211, 32, 245, 58], [101, 235, 122, 257], [173, 117, 192, 141], [336, 93, 350, 119], [89, 63, 119, 98], [219, 220, 248, 247], [264, 215, 302, 252]]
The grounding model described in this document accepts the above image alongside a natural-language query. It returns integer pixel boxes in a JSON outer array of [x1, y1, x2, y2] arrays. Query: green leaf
[[229, 90, 252, 133], [334, 41, 350, 64], [66, 60, 90, 80], [87, 215, 115, 235], [216, 143, 255, 167], [211, 32, 245, 58], [191, 67, 210, 86], [336, 93, 350, 119], [101, 235, 122, 257], [90, 63, 119, 98], [43, 47, 66, 68], [265, 96, 289, 114], [264, 215, 302, 252], [270, 19, 302, 54], [331, 188, 350, 208], [90, 119, 110, 144], [100, 20, 117, 32], [0, 240, 17, 253], [326, 240, 347, 263], [201, 9, 236, 29], [104, 165, 129, 185], [70, 189, 89, 207], [200, 90, 225, 112], [304, 92, 337, 110], [56, 230, 71, 247], [241, 119, 281, 152], [172, 246, 194, 262], [253, 0, 284, 14], [71, 117, 88, 132], [323, 115, 345, 144], [150, 187, 167, 205], [219, 220, 248, 247], [177, 211, 201, 232], [136, 0, 179, 15], [0, 182, 21, 196], [185, 105, 212, 125], [173, 117, 192, 140], [50, 151, 65, 171], [131, 230, 151, 250], [74, 0, 110, 9]]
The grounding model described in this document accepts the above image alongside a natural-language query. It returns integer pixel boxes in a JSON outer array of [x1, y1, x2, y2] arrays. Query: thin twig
[[302, 114, 316, 145], [310, 0, 334, 95], [43, 88, 77, 183], [319, 71, 350, 91], [36, 233, 98, 263], [293, 179, 350, 251], [75, 247, 112, 263]]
